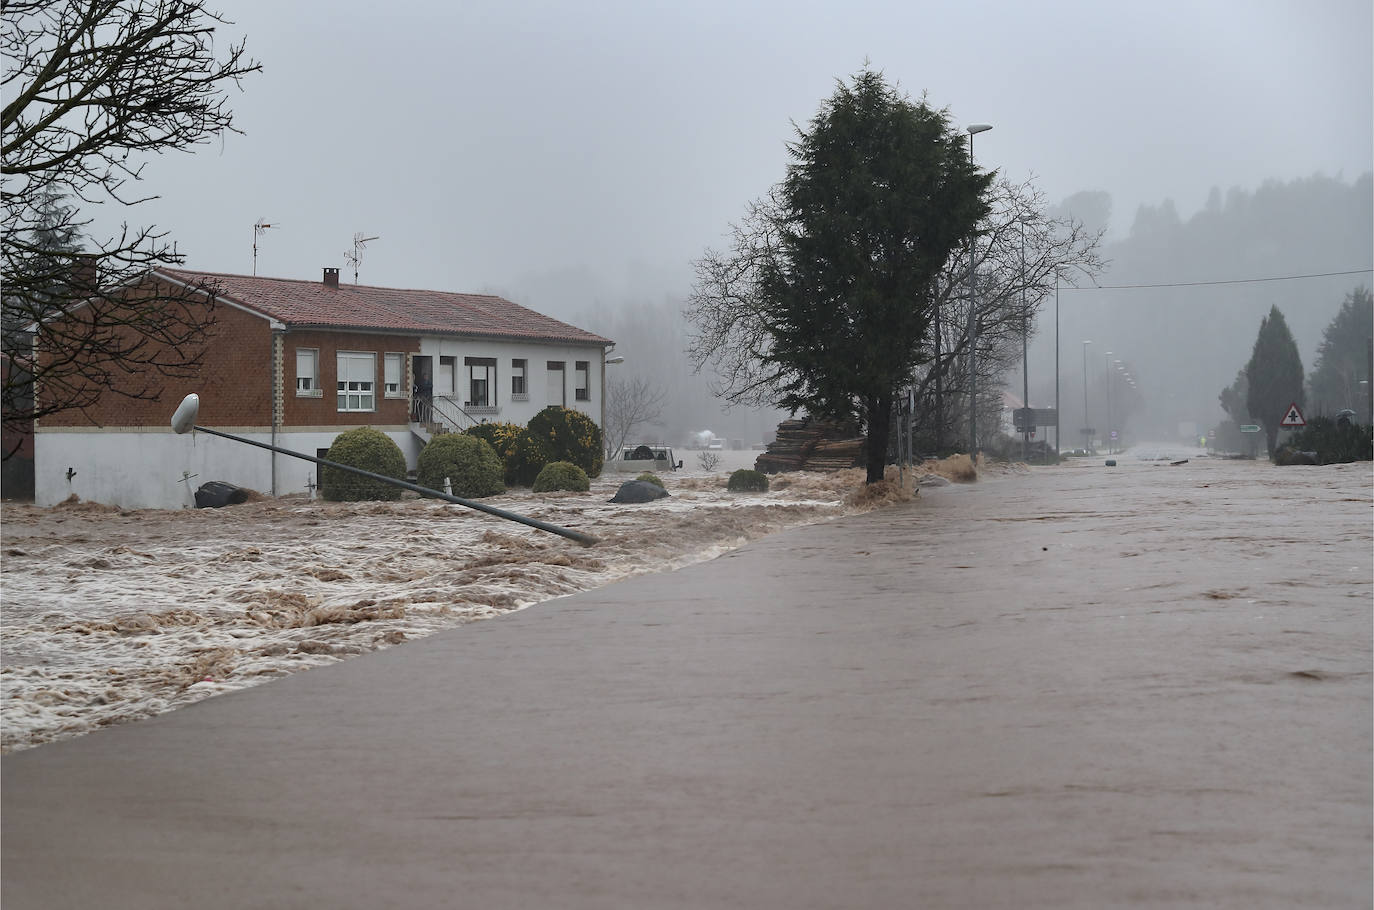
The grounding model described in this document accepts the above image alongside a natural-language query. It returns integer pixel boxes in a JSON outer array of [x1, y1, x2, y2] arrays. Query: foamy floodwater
[[1, 456, 957, 753]]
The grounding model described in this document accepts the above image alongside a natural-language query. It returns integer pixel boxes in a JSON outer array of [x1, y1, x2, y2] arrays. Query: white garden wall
[[35, 426, 420, 509]]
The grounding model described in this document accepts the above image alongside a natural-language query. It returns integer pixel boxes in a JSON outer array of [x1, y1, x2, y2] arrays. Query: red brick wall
[[281, 331, 419, 427], [37, 278, 423, 431], [38, 288, 274, 429]]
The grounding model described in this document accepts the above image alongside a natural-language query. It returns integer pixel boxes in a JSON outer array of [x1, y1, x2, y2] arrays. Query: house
[[34, 267, 614, 508]]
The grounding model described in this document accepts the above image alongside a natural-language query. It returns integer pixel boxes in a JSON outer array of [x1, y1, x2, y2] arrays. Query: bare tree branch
[[907, 176, 1107, 446], [602, 375, 668, 456], [2, 0, 259, 447]]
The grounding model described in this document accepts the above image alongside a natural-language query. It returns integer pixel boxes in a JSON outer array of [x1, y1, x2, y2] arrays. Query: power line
[[1062, 267, 1372, 291]]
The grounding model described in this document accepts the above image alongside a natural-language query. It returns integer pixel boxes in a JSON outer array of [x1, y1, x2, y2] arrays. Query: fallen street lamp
[[171, 393, 598, 546]]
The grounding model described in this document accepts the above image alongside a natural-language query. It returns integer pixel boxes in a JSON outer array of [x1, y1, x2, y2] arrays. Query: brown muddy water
[[0, 454, 982, 752], [0, 451, 1369, 907]]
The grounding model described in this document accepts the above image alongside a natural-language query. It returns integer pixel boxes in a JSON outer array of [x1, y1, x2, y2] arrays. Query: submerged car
[[609, 444, 682, 473]]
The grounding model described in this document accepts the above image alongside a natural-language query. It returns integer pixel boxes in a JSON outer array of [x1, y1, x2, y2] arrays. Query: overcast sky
[[120, 0, 1371, 300]]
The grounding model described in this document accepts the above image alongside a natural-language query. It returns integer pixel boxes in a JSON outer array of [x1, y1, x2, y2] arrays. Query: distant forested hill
[[1028, 173, 1372, 439]]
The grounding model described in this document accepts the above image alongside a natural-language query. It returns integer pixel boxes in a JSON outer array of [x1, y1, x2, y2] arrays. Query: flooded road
[[2, 452, 1368, 908], [1, 452, 940, 752]]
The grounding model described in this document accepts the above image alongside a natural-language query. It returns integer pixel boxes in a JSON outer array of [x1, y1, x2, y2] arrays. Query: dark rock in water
[[609, 480, 670, 504], [195, 481, 249, 508], [1275, 448, 1320, 466]]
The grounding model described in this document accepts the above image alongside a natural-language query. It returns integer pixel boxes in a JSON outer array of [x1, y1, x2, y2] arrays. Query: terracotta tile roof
[[157, 268, 612, 346]]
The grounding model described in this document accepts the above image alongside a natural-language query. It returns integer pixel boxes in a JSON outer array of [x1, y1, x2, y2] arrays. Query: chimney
[[323, 267, 339, 289], [72, 255, 99, 295]]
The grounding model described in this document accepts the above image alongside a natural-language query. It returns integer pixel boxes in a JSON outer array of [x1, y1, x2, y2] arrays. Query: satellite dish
[[171, 393, 200, 434]]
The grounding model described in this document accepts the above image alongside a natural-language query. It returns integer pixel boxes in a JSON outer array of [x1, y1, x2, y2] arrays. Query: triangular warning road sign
[[1279, 402, 1306, 428]]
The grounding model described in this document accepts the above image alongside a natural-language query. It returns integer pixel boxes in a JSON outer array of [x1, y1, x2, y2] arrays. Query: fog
[[1027, 174, 1373, 446], [85, 0, 1371, 446]]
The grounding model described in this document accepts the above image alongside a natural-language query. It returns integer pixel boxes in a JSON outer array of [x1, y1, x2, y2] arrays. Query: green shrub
[[465, 422, 551, 486], [417, 434, 505, 498], [1277, 416, 1373, 464], [528, 406, 603, 478], [322, 427, 407, 501], [532, 460, 590, 493], [727, 468, 769, 492], [635, 472, 665, 488]]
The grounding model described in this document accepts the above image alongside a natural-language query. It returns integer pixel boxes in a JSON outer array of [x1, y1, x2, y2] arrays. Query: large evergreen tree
[[688, 70, 991, 482], [1245, 305, 1305, 454], [1307, 286, 1373, 419]]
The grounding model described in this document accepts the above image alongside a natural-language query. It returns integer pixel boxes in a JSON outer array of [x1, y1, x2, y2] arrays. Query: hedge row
[[319, 406, 604, 501]]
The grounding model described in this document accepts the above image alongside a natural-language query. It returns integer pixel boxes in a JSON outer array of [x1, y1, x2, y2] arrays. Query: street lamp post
[[1112, 359, 1122, 452], [1054, 282, 1060, 458], [966, 123, 992, 457], [1081, 340, 1092, 452], [1021, 223, 1028, 463], [601, 353, 624, 450], [1104, 351, 1113, 454]]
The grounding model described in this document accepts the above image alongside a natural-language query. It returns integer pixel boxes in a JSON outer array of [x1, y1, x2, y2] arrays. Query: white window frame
[[574, 360, 590, 402], [546, 360, 565, 406], [383, 352, 405, 398], [296, 347, 321, 397], [438, 356, 456, 397], [465, 356, 497, 411], [511, 358, 528, 400], [336, 351, 376, 412]]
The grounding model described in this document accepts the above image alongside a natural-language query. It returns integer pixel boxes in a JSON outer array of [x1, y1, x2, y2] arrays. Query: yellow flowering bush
[[465, 422, 550, 486]]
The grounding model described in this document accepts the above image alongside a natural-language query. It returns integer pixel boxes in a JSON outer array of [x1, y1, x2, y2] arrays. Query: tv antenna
[[344, 232, 379, 283], [252, 219, 276, 275]]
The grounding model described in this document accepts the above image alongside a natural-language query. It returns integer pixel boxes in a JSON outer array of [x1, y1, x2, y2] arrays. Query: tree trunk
[[864, 393, 892, 484], [1265, 422, 1278, 458]]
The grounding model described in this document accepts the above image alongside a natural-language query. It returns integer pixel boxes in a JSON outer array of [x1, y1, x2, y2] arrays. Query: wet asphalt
[[3, 460, 1370, 909]]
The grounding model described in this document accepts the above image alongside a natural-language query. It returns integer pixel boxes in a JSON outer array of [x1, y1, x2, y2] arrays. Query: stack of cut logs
[[754, 418, 866, 473]]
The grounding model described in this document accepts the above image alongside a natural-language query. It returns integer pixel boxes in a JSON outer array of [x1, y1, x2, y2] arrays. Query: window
[[546, 361, 565, 406], [465, 357, 496, 409], [574, 361, 590, 401], [296, 348, 320, 396], [336, 351, 376, 411], [438, 356, 456, 396], [383, 353, 404, 398], [511, 359, 527, 398]]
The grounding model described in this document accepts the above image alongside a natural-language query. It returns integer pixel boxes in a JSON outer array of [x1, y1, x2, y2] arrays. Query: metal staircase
[[409, 395, 480, 444]]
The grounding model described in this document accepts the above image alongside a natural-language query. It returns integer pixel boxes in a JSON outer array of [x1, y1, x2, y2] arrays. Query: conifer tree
[[1245, 305, 1305, 454], [1307, 287, 1373, 418], [688, 69, 991, 482]]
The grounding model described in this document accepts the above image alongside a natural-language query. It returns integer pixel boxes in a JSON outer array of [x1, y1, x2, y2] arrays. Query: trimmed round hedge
[[635, 472, 665, 488], [464, 422, 550, 486], [528, 406, 603, 478], [417, 433, 505, 498], [322, 427, 407, 501], [727, 468, 769, 492], [532, 460, 589, 493]]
